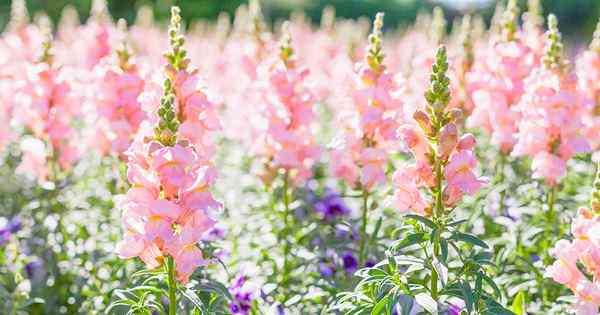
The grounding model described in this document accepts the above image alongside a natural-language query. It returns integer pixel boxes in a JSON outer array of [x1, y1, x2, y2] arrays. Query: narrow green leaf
[[510, 290, 526, 315], [404, 214, 436, 229], [452, 232, 489, 248]]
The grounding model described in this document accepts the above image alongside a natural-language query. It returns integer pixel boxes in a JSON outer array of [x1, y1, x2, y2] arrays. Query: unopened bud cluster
[[366, 12, 385, 73], [542, 14, 565, 70], [164, 7, 189, 72]]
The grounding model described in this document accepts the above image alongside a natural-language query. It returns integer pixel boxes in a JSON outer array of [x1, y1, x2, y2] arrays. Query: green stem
[[166, 256, 177, 315], [358, 188, 369, 266], [282, 171, 291, 289], [497, 153, 506, 213], [547, 185, 555, 223], [431, 152, 444, 300]]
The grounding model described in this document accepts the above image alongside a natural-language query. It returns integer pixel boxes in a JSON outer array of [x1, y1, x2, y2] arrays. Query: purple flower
[[229, 275, 253, 314], [8, 217, 21, 233], [277, 305, 285, 315], [202, 225, 226, 241], [342, 252, 358, 274], [318, 262, 336, 278], [314, 189, 351, 221], [25, 260, 42, 279], [365, 259, 376, 268], [0, 217, 20, 246]]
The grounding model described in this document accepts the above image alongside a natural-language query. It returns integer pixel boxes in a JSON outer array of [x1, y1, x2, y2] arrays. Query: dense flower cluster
[[116, 7, 221, 283], [92, 40, 147, 158], [546, 165, 600, 314], [394, 47, 486, 215], [330, 13, 403, 189], [13, 33, 81, 182], [257, 22, 320, 184], [513, 15, 590, 186]]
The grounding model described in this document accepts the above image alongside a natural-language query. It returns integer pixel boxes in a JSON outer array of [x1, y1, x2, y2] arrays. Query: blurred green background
[[0, 0, 599, 38]]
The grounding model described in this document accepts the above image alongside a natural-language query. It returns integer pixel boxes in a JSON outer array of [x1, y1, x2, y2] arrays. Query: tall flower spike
[[164, 6, 188, 72], [90, 0, 111, 23], [116, 18, 132, 71], [279, 21, 295, 68], [366, 12, 385, 73], [542, 14, 565, 71], [38, 24, 54, 66], [525, 0, 544, 31], [154, 79, 179, 147], [431, 7, 446, 45], [501, 0, 519, 41], [460, 15, 474, 70], [592, 162, 600, 213], [7, 0, 29, 33], [249, 0, 266, 35], [590, 19, 600, 53], [425, 46, 451, 121]]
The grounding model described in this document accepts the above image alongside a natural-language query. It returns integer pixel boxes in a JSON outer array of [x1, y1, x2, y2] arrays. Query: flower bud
[[448, 108, 463, 123], [457, 134, 476, 151], [413, 110, 433, 136], [439, 123, 458, 159]]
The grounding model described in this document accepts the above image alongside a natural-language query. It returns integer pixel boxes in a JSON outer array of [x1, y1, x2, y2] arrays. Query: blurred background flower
[[0, 0, 598, 39]]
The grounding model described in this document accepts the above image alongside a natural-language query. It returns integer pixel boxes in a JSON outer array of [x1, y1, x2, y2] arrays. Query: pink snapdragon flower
[[513, 16, 590, 186], [546, 208, 600, 314], [13, 43, 81, 181], [117, 7, 221, 284], [330, 13, 403, 189], [576, 23, 600, 152], [467, 2, 537, 153], [546, 166, 600, 315], [117, 141, 218, 283], [256, 34, 321, 183], [392, 46, 486, 216], [93, 50, 146, 157]]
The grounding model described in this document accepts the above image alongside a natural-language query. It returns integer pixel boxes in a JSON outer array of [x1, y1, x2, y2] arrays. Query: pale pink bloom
[[531, 152, 566, 186], [329, 148, 359, 187], [467, 38, 536, 153], [15, 137, 48, 183], [443, 150, 487, 205], [398, 125, 430, 162], [546, 239, 584, 290], [151, 144, 198, 198], [392, 167, 428, 215], [513, 68, 590, 185], [255, 50, 321, 184], [93, 60, 147, 158], [576, 50, 600, 151], [359, 148, 387, 188], [574, 281, 600, 315]]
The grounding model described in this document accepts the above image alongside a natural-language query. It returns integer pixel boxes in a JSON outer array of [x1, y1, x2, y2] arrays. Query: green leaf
[[404, 214, 436, 229], [371, 292, 390, 315], [415, 293, 437, 314], [452, 232, 489, 248], [511, 291, 527, 315], [392, 233, 427, 252], [179, 287, 208, 313]]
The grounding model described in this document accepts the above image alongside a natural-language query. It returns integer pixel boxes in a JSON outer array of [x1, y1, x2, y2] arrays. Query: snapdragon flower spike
[[542, 15, 566, 71], [14, 31, 80, 182], [577, 20, 600, 151], [330, 12, 403, 189], [258, 22, 320, 184], [512, 15, 590, 186], [394, 46, 486, 216], [117, 6, 221, 284], [161, 6, 221, 161], [466, 1, 536, 153], [93, 34, 147, 157], [546, 165, 600, 314], [500, 0, 519, 42]]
